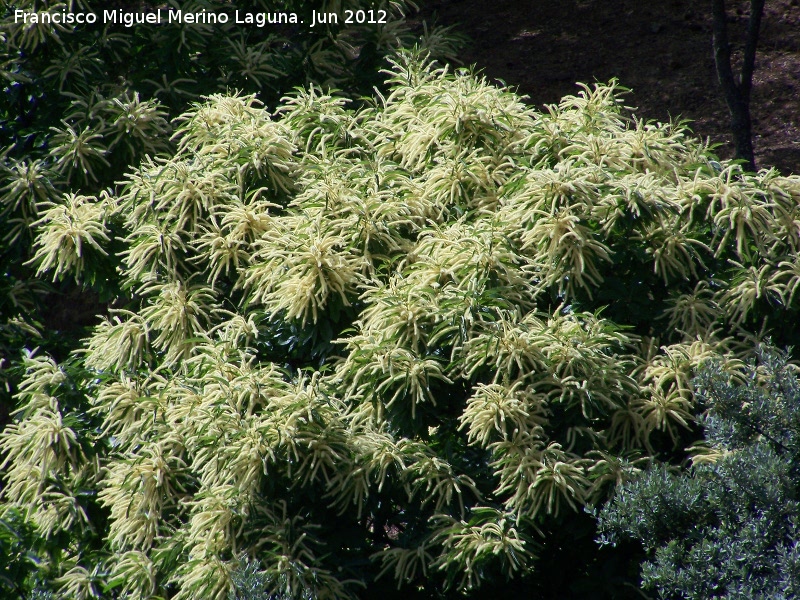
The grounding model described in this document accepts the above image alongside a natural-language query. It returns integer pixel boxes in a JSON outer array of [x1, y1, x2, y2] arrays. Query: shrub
[[4, 51, 800, 598], [596, 344, 800, 599]]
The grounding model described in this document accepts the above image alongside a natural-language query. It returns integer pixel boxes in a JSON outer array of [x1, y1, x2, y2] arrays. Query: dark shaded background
[[419, 0, 800, 174]]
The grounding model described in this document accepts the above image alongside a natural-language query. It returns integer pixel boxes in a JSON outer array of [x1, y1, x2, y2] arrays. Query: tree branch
[[711, 0, 762, 172], [711, 0, 738, 107], [741, 0, 765, 102]]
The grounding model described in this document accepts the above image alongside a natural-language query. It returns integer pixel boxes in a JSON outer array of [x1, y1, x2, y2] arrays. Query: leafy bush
[[597, 344, 800, 599], [4, 50, 800, 598]]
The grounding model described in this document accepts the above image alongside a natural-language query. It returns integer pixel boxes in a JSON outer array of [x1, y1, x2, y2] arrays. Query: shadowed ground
[[419, 0, 800, 173]]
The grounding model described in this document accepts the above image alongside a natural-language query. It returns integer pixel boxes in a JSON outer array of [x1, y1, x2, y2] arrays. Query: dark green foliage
[[0, 507, 39, 596], [597, 345, 800, 599], [228, 557, 303, 600]]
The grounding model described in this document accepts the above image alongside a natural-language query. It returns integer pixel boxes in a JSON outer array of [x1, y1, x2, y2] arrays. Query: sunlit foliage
[[4, 51, 800, 598], [0, 0, 459, 412]]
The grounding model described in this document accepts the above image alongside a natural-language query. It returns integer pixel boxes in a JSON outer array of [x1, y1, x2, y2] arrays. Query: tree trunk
[[711, 0, 765, 172]]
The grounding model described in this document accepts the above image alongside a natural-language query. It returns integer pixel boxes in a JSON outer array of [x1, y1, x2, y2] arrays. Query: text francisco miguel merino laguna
[[14, 8, 389, 28]]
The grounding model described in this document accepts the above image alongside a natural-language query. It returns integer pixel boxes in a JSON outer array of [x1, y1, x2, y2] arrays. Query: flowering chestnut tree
[[3, 51, 800, 599]]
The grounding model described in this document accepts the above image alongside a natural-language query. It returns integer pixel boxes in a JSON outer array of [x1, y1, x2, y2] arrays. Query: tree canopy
[[0, 0, 459, 412], [3, 48, 800, 599]]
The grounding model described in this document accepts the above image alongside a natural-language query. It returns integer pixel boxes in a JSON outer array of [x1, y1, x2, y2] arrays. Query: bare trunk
[[711, 0, 765, 172]]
